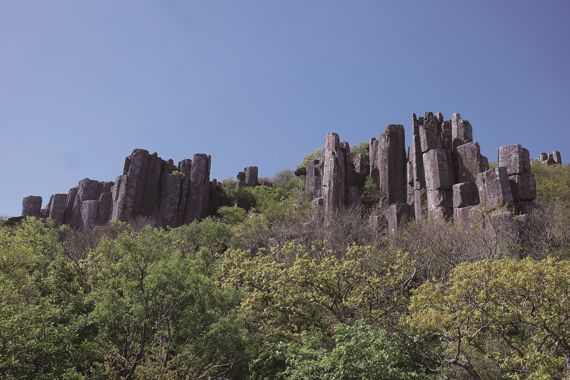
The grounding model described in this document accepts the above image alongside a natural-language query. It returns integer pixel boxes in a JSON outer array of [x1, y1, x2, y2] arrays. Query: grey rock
[[428, 206, 452, 220], [419, 122, 442, 153], [451, 113, 473, 150], [377, 124, 406, 206], [48, 194, 67, 224], [476, 168, 514, 209], [498, 145, 531, 175], [22, 196, 42, 217], [322, 133, 347, 224], [452, 182, 480, 208], [552, 151, 562, 164], [456, 142, 484, 183], [236, 171, 246, 189], [369, 138, 379, 188], [178, 159, 192, 176], [185, 153, 211, 223], [413, 189, 427, 220], [385, 203, 410, 234], [72, 178, 102, 228], [423, 149, 453, 190], [141, 153, 163, 218], [158, 173, 182, 227], [244, 166, 259, 186], [305, 159, 323, 198], [96, 192, 113, 225], [509, 173, 536, 202], [441, 120, 453, 151], [427, 189, 452, 213], [80, 200, 98, 230], [453, 205, 481, 228], [63, 187, 78, 224]]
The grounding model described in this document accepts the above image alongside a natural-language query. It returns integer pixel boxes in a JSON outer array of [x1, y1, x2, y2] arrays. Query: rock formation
[[19, 111, 550, 243], [537, 151, 562, 165]]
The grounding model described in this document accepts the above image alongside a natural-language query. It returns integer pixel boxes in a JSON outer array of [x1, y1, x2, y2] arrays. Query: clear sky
[[1, 1, 569, 216]]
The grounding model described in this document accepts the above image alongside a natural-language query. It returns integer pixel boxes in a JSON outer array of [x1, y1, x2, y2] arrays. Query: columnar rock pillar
[[244, 166, 259, 186], [376, 124, 406, 207], [22, 196, 42, 217], [185, 154, 211, 223], [498, 144, 536, 213], [322, 133, 348, 224], [48, 194, 68, 224]]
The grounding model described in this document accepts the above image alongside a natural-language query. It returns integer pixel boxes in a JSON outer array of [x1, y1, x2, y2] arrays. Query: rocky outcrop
[[20, 111, 553, 240], [537, 151, 562, 165], [22, 149, 219, 230]]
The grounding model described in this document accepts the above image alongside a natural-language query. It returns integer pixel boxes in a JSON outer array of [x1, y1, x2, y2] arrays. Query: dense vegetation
[[1, 163, 569, 379]]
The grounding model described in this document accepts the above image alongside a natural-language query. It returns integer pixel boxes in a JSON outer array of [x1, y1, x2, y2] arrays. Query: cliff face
[[20, 112, 560, 234]]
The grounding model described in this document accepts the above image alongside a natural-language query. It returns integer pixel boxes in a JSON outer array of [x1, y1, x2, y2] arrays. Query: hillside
[[1, 149, 569, 379]]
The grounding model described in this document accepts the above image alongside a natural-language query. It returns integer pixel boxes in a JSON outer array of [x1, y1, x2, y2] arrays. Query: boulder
[[498, 145, 531, 176], [22, 196, 42, 217]]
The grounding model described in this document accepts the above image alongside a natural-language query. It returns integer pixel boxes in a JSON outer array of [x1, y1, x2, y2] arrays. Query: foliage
[[218, 205, 248, 225], [360, 176, 380, 208], [406, 258, 570, 379], [351, 141, 369, 156], [532, 162, 570, 205]]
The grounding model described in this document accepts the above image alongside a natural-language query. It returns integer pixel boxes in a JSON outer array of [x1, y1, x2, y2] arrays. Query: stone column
[[22, 196, 42, 217]]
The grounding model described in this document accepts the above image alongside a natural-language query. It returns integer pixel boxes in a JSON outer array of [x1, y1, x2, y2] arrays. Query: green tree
[[405, 258, 570, 379]]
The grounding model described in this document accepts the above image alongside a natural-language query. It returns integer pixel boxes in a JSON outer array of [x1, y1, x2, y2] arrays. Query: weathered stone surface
[[236, 171, 246, 189], [185, 154, 211, 223], [476, 168, 514, 209], [111, 175, 128, 221], [368, 214, 384, 231], [427, 189, 452, 213], [96, 192, 113, 225], [453, 205, 481, 228], [419, 122, 442, 153], [158, 173, 182, 227], [80, 200, 98, 230], [451, 113, 473, 150], [63, 187, 78, 224], [351, 153, 367, 187], [377, 124, 406, 206], [552, 151, 562, 164], [423, 149, 452, 190], [385, 203, 409, 234], [509, 173, 536, 202], [456, 142, 484, 183], [178, 159, 192, 176], [322, 133, 347, 224], [410, 133, 425, 190], [452, 182, 480, 208], [413, 189, 427, 220], [72, 178, 102, 228], [498, 144, 530, 176], [177, 177, 190, 225], [441, 120, 452, 151], [305, 159, 323, 198], [428, 206, 452, 220], [48, 194, 67, 224], [22, 196, 42, 217], [487, 210, 520, 259], [369, 138, 379, 188], [538, 152, 548, 161], [141, 154, 163, 218], [111, 149, 151, 221], [244, 166, 259, 186]]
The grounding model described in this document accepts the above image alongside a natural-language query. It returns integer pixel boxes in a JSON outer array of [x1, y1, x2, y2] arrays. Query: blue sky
[[1, 1, 569, 216]]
